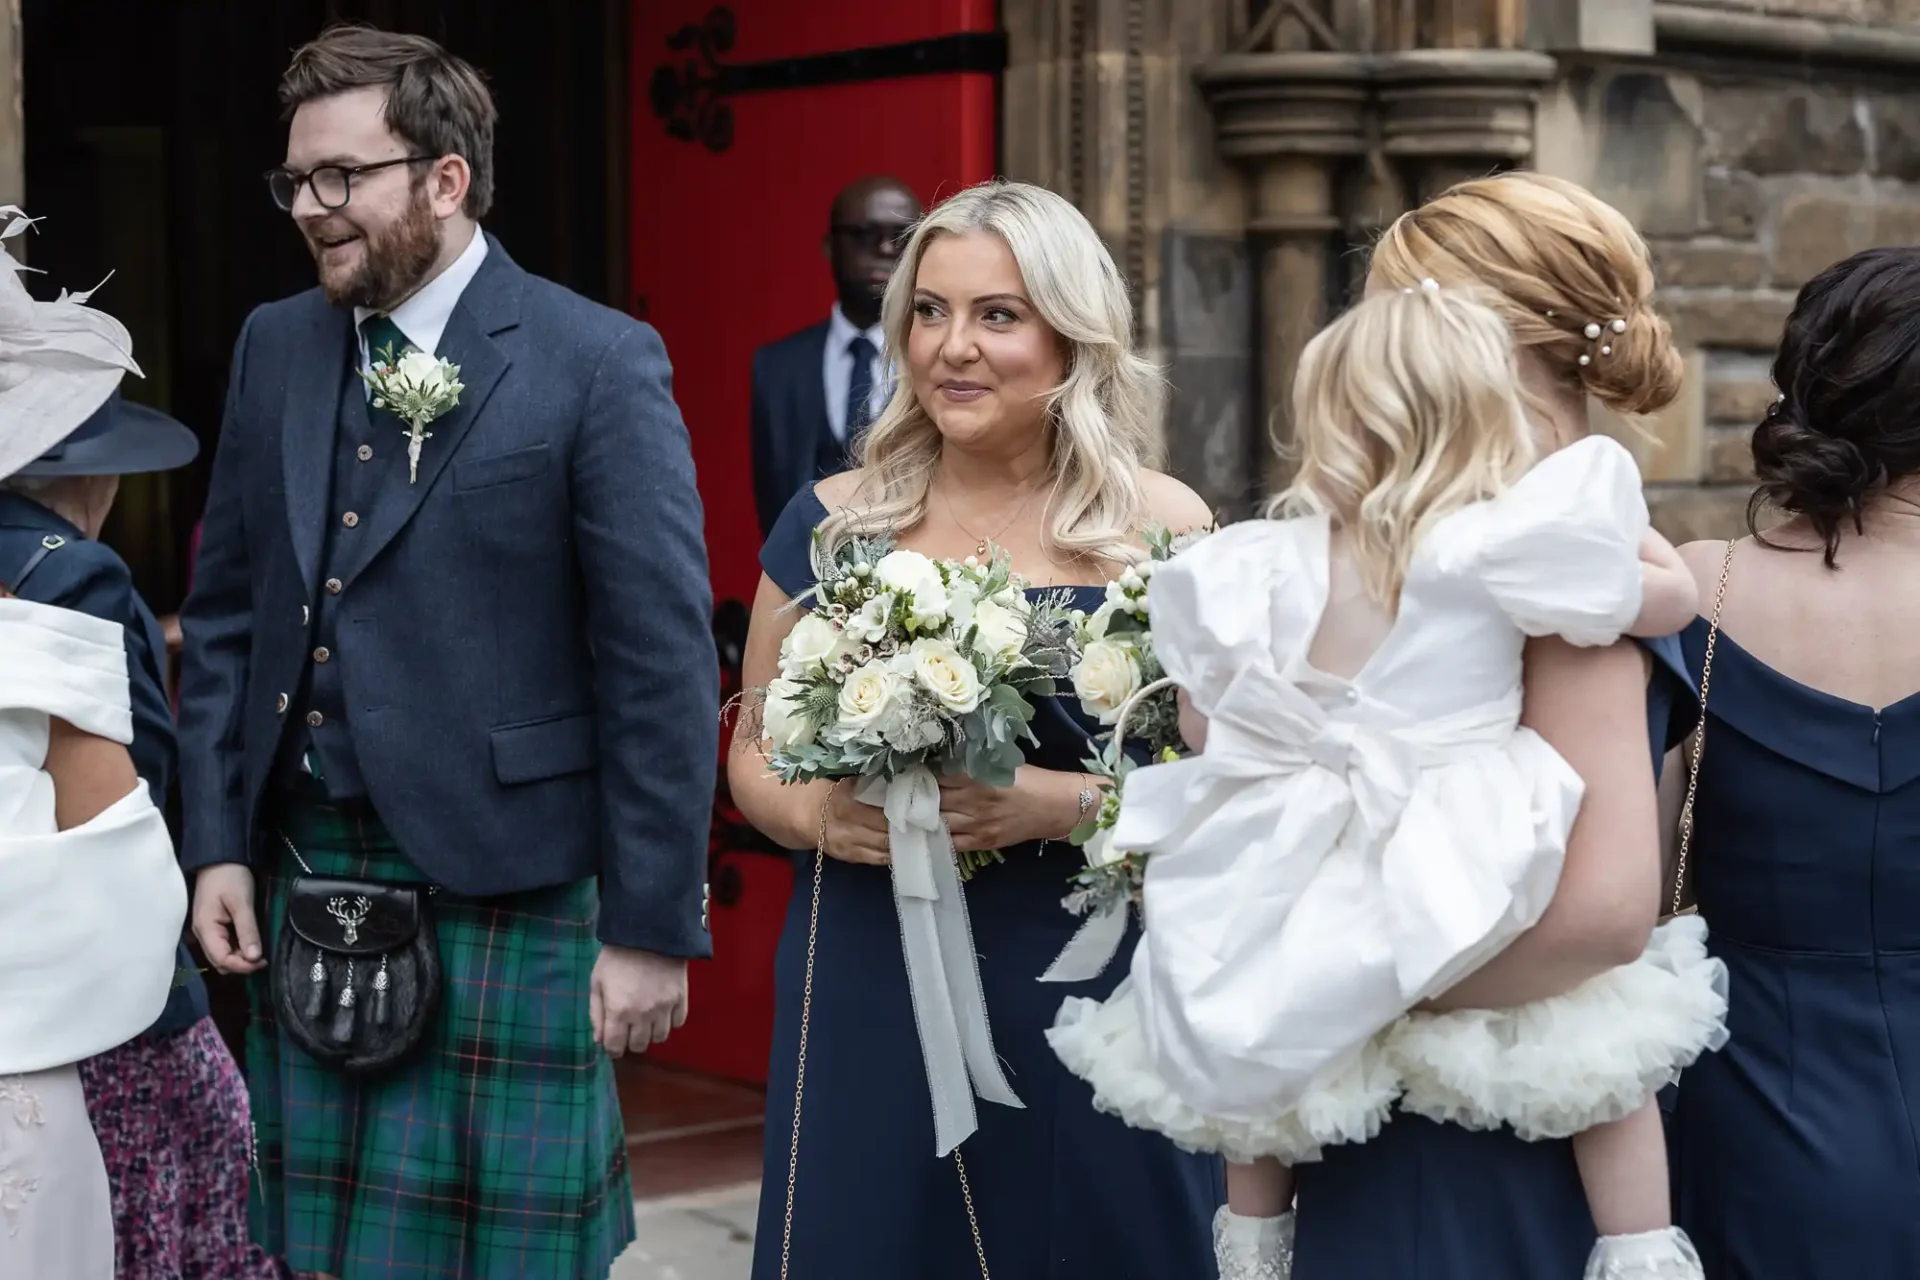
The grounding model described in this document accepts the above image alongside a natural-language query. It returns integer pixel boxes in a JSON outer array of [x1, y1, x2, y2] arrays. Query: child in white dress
[[1050, 282, 1727, 1279]]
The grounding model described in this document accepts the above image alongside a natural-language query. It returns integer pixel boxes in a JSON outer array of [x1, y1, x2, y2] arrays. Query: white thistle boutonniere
[[360, 342, 465, 483]]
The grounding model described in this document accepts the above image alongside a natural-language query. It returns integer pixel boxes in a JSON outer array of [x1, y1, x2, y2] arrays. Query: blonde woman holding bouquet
[[730, 178, 1221, 1278]]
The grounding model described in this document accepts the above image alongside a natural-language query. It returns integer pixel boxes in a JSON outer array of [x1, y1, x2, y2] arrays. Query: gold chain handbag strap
[[780, 779, 994, 1279], [1669, 538, 1737, 919]]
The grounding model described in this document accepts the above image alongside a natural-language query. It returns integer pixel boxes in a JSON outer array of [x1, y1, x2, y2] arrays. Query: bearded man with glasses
[[178, 22, 717, 1280]]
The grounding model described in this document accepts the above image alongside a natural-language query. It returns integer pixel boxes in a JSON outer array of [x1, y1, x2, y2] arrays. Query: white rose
[[780, 614, 851, 677], [394, 351, 458, 401], [845, 592, 896, 644], [1085, 825, 1128, 868], [762, 678, 816, 749], [1072, 638, 1142, 725], [833, 659, 912, 739], [908, 638, 984, 714], [874, 550, 951, 630], [1083, 600, 1117, 641], [969, 598, 1029, 664]]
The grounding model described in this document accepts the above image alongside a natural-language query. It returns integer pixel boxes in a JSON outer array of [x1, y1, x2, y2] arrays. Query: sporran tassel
[[303, 957, 329, 1021], [371, 955, 392, 1027], [329, 961, 358, 1044]]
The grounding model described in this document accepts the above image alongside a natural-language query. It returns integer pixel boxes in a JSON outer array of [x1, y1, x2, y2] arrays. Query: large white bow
[[855, 766, 1023, 1156], [1114, 664, 1521, 998]]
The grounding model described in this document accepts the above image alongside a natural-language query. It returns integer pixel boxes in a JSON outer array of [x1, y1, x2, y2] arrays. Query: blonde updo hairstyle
[[1277, 282, 1536, 604], [1368, 172, 1683, 418], [813, 179, 1161, 570]]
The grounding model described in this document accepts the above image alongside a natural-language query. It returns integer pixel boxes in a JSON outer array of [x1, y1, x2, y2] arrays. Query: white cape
[[0, 597, 188, 1074]]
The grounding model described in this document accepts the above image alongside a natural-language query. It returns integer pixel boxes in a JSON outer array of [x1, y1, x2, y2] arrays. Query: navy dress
[[749, 487, 1223, 1280], [1667, 620, 1920, 1278], [1292, 634, 1699, 1279]]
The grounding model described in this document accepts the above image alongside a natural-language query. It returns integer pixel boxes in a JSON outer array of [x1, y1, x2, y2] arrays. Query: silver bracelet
[[1041, 782, 1100, 856]]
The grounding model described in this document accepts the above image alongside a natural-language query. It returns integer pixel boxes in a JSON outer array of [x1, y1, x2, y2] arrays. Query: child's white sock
[[1584, 1227, 1705, 1280], [1213, 1206, 1295, 1280]]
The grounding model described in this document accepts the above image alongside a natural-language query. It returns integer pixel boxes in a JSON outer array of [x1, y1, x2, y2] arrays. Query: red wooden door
[[631, 0, 999, 1084]]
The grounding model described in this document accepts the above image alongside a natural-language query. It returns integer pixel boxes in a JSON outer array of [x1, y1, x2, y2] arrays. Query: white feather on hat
[[0, 207, 142, 483]]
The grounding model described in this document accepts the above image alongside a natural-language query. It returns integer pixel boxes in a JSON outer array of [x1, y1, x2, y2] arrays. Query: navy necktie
[[845, 335, 877, 436]]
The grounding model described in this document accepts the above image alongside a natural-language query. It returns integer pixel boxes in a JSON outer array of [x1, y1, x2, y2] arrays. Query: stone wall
[[1678, 0, 1920, 24], [1002, 0, 1265, 515], [1541, 48, 1920, 542]]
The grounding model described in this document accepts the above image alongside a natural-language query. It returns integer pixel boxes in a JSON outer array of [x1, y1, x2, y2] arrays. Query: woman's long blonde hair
[[1275, 283, 1535, 604], [1368, 171, 1682, 418], [813, 179, 1161, 570]]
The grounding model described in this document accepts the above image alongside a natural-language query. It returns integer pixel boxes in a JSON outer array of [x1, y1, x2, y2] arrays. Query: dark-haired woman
[[1669, 245, 1920, 1279]]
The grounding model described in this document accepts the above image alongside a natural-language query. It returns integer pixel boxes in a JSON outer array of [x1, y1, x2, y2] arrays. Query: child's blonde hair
[[1273, 283, 1534, 605]]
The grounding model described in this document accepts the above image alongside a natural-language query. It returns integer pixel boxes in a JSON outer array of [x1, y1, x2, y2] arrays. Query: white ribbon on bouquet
[[855, 766, 1024, 1156], [1038, 674, 1177, 985], [1039, 897, 1131, 983]]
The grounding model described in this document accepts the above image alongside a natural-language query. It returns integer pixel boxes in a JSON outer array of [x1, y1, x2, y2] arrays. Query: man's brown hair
[[280, 24, 497, 219]]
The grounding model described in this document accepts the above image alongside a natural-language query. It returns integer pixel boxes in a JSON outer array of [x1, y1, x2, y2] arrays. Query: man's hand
[[193, 864, 266, 974], [590, 944, 689, 1058]]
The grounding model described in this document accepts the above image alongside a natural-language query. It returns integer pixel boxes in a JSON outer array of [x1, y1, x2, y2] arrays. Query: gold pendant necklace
[[941, 479, 1042, 558]]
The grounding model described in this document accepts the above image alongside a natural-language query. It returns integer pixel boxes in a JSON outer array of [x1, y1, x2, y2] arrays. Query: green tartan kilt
[[246, 793, 635, 1279]]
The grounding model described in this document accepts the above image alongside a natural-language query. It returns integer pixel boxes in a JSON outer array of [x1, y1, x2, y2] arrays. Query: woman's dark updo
[[1753, 246, 1920, 565]]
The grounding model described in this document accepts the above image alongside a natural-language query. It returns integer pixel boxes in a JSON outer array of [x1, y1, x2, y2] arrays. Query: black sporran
[[269, 832, 443, 1074]]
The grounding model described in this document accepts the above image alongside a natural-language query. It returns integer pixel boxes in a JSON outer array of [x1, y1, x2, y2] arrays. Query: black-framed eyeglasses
[[265, 156, 437, 212], [831, 222, 913, 254]]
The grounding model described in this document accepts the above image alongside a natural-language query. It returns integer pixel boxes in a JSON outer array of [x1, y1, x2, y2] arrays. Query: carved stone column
[[1374, 49, 1557, 202], [1196, 5, 1368, 495]]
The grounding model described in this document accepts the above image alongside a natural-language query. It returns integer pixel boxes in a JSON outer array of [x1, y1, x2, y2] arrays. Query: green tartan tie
[[360, 313, 410, 369]]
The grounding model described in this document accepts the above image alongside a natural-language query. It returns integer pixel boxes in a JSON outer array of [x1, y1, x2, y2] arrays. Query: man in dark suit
[[177, 26, 716, 1275], [751, 175, 921, 536]]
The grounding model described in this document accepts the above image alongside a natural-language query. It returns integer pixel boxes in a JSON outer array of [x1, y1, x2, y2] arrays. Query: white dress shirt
[[822, 302, 890, 441], [353, 224, 490, 371]]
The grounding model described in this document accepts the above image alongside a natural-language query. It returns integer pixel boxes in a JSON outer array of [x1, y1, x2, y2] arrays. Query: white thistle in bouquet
[[360, 342, 465, 483], [755, 534, 1080, 878]]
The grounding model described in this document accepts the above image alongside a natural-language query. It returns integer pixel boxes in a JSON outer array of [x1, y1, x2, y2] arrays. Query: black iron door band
[[652, 7, 1008, 153]]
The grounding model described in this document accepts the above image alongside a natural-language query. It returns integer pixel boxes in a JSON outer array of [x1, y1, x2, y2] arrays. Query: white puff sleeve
[[1139, 521, 1287, 717], [1440, 435, 1650, 647]]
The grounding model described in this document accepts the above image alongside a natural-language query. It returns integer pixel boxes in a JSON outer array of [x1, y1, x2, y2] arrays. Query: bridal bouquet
[[752, 531, 1078, 1156], [758, 535, 1079, 862], [1043, 524, 1213, 982]]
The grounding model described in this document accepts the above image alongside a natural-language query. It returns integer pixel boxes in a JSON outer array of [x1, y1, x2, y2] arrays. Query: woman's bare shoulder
[[812, 469, 878, 516], [1137, 469, 1215, 536], [1677, 539, 1732, 588]]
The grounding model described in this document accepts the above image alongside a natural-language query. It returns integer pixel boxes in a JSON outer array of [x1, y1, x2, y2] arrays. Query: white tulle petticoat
[[1048, 917, 1727, 1163]]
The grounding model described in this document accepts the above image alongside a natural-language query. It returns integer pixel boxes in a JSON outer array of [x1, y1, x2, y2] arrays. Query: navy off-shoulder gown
[[748, 487, 1224, 1280], [1666, 620, 1920, 1278]]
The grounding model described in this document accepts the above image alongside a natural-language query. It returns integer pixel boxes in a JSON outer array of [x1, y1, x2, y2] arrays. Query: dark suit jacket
[[750, 320, 842, 540], [177, 237, 718, 956], [0, 492, 209, 1034]]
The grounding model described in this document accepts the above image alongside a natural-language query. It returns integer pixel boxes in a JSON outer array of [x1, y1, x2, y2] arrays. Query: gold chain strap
[[1669, 538, 1736, 919], [780, 779, 993, 1279]]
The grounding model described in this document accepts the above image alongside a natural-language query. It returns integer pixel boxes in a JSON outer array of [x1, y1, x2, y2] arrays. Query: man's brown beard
[[315, 186, 441, 310]]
